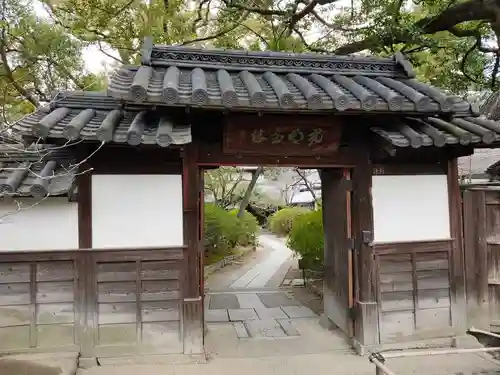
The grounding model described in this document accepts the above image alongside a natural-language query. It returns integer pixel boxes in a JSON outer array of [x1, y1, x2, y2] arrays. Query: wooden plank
[[141, 261, 180, 280], [36, 262, 74, 282], [0, 264, 30, 283], [98, 303, 137, 325], [0, 283, 30, 306], [141, 281, 180, 301], [141, 301, 180, 322], [417, 288, 451, 309], [373, 240, 452, 255], [142, 322, 181, 347], [98, 324, 137, 345], [37, 324, 75, 347], [98, 282, 136, 303], [379, 272, 413, 292], [0, 305, 31, 327], [415, 307, 451, 329], [379, 310, 415, 343], [36, 303, 74, 324], [416, 270, 450, 290], [378, 254, 412, 274], [36, 281, 75, 303], [415, 252, 449, 271], [97, 262, 136, 282], [91, 249, 184, 262], [380, 291, 414, 312], [0, 326, 30, 349]]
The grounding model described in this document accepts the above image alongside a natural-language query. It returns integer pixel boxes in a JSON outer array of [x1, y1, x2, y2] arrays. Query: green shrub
[[204, 203, 233, 254], [287, 209, 324, 268], [229, 209, 259, 246], [204, 204, 259, 259], [268, 207, 308, 236]]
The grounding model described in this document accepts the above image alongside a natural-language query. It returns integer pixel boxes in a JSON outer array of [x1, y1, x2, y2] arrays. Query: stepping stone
[[236, 293, 267, 310], [245, 319, 287, 338], [233, 322, 249, 338], [277, 319, 300, 336], [257, 292, 301, 308], [228, 308, 258, 321], [282, 305, 317, 318], [205, 309, 229, 322], [255, 307, 288, 320], [291, 279, 305, 286], [209, 294, 240, 310]]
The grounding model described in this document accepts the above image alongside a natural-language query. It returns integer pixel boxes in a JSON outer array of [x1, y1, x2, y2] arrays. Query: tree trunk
[[237, 166, 264, 218]]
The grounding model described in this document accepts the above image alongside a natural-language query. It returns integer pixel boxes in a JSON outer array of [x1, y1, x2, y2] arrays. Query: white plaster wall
[[372, 174, 451, 243], [0, 197, 78, 250], [92, 175, 184, 248]]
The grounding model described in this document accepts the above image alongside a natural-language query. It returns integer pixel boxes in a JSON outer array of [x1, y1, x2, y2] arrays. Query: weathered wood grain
[[380, 291, 414, 312], [36, 303, 74, 324], [141, 301, 180, 322], [0, 283, 30, 305], [36, 262, 74, 282], [416, 270, 450, 290], [0, 305, 31, 327], [378, 255, 412, 274], [140, 261, 180, 280], [141, 281, 180, 301], [36, 281, 75, 303], [37, 324, 75, 347], [379, 272, 413, 292], [97, 262, 136, 282], [415, 307, 451, 329], [0, 264, 30, 283], [417, 288, 450, 309], [379, 310, 415, 343], [98, 282, 136, 303], [98, 303, 137, 324]]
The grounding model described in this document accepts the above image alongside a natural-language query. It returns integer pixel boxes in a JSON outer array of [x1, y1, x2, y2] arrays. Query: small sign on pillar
[[223, 115, 343, 156]]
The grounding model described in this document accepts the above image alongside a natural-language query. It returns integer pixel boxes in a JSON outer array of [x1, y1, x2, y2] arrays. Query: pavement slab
[[282, 305, 317, 318], [236, 293, 267, 310], [206, 309, 229, 322], [257, 292, 301, 308], [244, 319, 287, 338], [255, 307, 289, 320], [209, 294, 240, 310], [228, 308, 259, 321], [277, 319, 300, 336]]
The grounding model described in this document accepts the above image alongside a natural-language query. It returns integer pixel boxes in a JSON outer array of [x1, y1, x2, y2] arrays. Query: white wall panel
[[0, 197, 78, 250], [372, 174, 451, 243], [92, 175, 183, 248]]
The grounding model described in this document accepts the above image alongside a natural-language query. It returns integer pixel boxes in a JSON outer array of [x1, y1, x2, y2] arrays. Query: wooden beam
[[198, 143, 358, 167]]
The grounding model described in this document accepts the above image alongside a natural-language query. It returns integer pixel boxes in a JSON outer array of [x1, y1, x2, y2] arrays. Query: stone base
[[453, 334, 484, 349], [353, 336, 456, 356], [96, 354, 207, 366], [319, 314, 338, 331], [78, 357, 98, 369], [0, 352, 79, 375]]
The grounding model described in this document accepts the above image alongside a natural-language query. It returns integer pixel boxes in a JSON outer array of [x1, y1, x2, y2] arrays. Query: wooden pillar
[[352, 148, 379, 349], [75, 163, 96, 365], [447, 158, 468, 335], [182, 143, 204, 354]]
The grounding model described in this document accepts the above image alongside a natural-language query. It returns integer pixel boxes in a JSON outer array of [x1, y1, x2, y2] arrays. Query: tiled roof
[[0, 144, 76, 198], [13, 92, 192, 147], [108, 65, 474, 114], [371, 116, 500, 148], [106, 44, 475, 115], [11, 92, 500, 150]]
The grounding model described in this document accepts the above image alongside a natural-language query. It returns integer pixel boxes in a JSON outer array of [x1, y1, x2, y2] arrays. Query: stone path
[[228, 234, 293, 289], [205, 290, 317, 339]]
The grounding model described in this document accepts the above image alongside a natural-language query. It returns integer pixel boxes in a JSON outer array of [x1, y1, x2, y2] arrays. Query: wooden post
[[352, 148, 379, 350], [182, 143, 204, 354], [447, 158, 468, 336]]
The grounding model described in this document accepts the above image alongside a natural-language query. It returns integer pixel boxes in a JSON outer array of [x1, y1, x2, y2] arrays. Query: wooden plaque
[[223, 115, 343, 156]]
